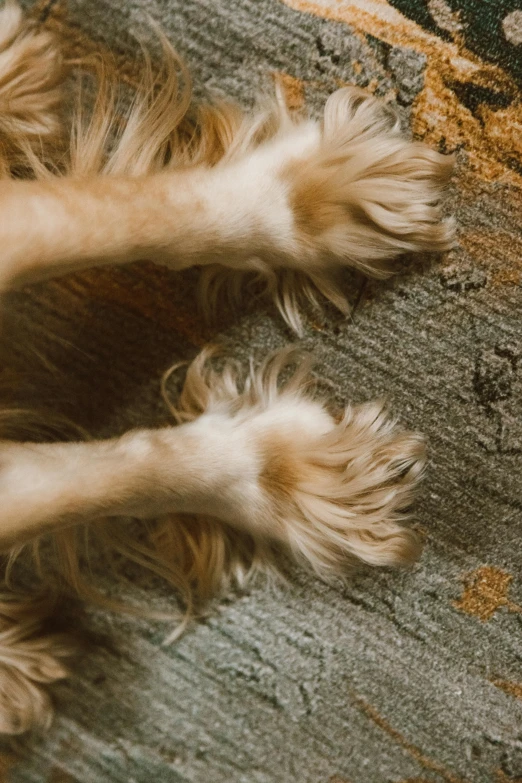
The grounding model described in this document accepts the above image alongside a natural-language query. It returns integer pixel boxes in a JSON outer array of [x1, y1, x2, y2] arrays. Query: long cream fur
[[0, 2, 452, 733], [0, 18, 454, 301], [0, 593, 75, 734], [157, 347, 425, 581], [0, 0, 64, 173]]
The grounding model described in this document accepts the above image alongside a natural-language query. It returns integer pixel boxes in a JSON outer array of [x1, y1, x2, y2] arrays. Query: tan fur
[[0, 592, 75, 734], [0, 0, 64, 173], [0, 27, 454, 322], [2, 349, 424, 633], [161, 347, 425, 576], [286, 88, 454, 276], [0, 2, 452, 733], [0, 3, 76, 734]]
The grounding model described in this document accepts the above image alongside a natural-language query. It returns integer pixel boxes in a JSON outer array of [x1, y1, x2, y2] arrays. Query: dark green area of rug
[[390, 0, 522, 81]]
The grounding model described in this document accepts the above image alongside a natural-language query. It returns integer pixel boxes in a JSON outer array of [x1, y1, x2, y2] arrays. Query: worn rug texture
[[2, 0, 522, 781]]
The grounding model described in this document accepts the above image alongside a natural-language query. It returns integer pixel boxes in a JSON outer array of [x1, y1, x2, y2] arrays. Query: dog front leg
[[0, 417, 266, 550], [0, 161, 295, 288], [0, 85, 454, 291], [0, 348, 424, 572]]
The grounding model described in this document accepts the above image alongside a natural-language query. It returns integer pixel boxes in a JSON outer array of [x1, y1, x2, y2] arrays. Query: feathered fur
[[159, 346, 425, 578], [72, 59, 454, 332], [0, 1, 450, 734], [0, 592, 75, 734], [7, 26, 453, 329], [0, 0, 64, 175]]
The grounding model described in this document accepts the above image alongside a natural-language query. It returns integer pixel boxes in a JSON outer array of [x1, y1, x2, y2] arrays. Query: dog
[[0, 1, 453, 734]]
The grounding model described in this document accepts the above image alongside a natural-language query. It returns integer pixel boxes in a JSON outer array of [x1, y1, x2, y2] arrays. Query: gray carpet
[[3, 0, 522, 781]]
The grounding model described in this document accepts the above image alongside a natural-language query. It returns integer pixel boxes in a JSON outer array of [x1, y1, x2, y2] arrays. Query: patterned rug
[[3, 0, 522, 781]]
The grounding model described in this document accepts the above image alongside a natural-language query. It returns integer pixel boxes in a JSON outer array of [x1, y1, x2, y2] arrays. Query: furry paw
[[166, 347, 426, 576], [269, 87, 455, 277], [0, 1, 64, 166], [199, 87, 454, 332]]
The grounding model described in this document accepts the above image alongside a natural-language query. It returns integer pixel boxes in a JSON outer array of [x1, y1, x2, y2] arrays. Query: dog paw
[[228, 87, 454, 278], [168, 347, 426, 575], [278, 88, 454, 276]]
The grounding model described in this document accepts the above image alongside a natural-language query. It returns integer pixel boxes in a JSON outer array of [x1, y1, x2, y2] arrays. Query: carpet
[[2, 0, 522, 781]]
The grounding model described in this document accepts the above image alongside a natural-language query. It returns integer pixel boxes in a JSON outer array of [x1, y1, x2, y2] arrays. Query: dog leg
[[0, 349, 424, 571], [0, 86, 453, 288], [0, 162, 297, 287], [0, 348, 425, 735]]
